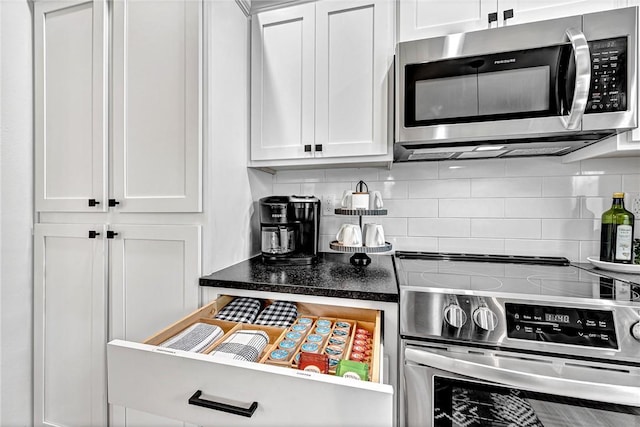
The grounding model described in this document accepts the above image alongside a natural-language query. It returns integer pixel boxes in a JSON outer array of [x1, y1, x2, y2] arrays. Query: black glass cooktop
[[394, 251, 640, 302]]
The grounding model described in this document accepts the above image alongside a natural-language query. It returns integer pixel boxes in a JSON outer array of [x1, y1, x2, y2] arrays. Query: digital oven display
[[505, 303, 618, 349], [544, 313, 570, 323]]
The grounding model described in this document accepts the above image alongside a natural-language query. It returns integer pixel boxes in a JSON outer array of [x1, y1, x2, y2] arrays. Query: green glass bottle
[[600, 192, 635, 264]]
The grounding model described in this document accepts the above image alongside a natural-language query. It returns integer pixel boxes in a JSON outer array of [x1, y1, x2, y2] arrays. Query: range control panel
[[585, 37, 627, 114], [506, 303, 618, 349]]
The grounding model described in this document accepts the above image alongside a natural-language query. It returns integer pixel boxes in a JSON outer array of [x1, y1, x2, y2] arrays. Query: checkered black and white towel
[[208, 330, 269, 363], [214, 298, 262, 324], [160, 323, 224, 353], [254, 300, 298, 327]]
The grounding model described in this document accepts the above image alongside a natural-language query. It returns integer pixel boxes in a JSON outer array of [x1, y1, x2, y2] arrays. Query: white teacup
[[341, 190, 354, 208], [369, 190, 383, 209], [336, 224, 362, 247], [363, 223, 385, 247]]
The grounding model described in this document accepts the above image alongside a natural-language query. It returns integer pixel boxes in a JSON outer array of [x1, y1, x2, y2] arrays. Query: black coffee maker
[[259, 195, 320, 265]]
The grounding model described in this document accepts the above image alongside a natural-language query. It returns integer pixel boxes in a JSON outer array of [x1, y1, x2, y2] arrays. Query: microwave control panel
[[585, 37, 627, 114], [505, 303, 618, 349]]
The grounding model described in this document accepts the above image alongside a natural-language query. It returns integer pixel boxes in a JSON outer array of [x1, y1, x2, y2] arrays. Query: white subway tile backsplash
[[438, 238, 505, 254], [326, 168, 379, 183], [504, 239, 579, 260], [505, 198, 579, 219], [439, 198, 504, 218], [579, 240, 600, 262], [409, 218, 470, 237], [380, 162, 438, 181], [438, 159, 505, 179], [471, 219, 540, 239], [622, 174, 640, 193], [271, 156, 640, 262], [409, 179, 470, 198], [366, 181, 410, 200], [384, 199, 438, 218], [272, 183, 301, 196], [275, 169, 325, 183], [541, 219, 599, 241], [581, 157, 640, 175], [472, 177, 541, 197], [390, 236, 438, 252], [581, 197, 608, 219], [542, 175, 622, 197], [505, 157, 580, 177], [300, 182, 352, 199]]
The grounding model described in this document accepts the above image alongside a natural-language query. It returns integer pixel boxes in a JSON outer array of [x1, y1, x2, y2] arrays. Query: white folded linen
[[208, 330, 269, 363], [160, 322, 224, 353]]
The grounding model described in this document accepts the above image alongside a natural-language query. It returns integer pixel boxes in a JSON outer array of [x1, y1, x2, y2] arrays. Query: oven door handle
[[405, 347, 640, 407], [561, 27, 591, 130]]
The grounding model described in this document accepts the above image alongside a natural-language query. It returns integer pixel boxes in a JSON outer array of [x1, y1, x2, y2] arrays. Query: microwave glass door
[[405, 45, 573, 127]]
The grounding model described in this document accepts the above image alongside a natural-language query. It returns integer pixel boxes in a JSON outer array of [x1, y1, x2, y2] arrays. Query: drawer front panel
[[108, 340, 393, 426]]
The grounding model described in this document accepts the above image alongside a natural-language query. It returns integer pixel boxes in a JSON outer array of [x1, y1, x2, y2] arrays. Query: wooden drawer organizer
[[143, 295, 382, 383]]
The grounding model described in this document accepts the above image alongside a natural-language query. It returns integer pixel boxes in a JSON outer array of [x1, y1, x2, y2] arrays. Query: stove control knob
[[631, 322, 640, 341], [444, 304, 467, 328], [473, 307, 498, 332]]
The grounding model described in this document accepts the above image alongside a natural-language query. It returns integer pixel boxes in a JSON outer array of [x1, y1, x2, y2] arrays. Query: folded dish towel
[[160, 323, 224, 353], [208, 330, 269, 363], [214, 298, 262, 324], [254, 300, 298, 327]]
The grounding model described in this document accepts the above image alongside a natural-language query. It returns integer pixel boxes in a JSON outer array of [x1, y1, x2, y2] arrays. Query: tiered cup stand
[[330, 208, 393, 266]]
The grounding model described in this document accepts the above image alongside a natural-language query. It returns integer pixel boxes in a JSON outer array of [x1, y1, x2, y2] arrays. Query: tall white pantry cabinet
[[33, 0, 204, 426]]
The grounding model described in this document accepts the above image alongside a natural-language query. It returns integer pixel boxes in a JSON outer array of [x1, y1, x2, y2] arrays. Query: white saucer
[[587, 257, 640, 274]]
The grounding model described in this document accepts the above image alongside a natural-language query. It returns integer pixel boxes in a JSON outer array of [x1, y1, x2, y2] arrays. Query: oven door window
[[433, 376, 640, 427], [405, 44, 573, 127]]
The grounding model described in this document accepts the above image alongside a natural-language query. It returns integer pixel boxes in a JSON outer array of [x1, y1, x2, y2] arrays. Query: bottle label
[[615, 225, 633, 260]]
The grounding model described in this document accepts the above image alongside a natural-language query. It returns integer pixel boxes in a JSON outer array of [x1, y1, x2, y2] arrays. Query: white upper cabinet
[[35, 0, 202, 213], [250, 0, 394, 168], [315, 1, 393, 158], [398, 0, 627, 42], [112, 0, 202, 212], [251, 4, 316, 161], [34, 0, 108, 212], [399, 0, 497, 41]]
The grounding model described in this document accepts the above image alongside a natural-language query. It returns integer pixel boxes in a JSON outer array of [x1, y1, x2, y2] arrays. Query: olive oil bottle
[[600, 192, 635, 264]]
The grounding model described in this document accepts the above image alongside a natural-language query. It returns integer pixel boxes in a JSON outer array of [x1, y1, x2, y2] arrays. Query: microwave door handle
[[561, 27, 591, 130], [405, 347, 640, 407]]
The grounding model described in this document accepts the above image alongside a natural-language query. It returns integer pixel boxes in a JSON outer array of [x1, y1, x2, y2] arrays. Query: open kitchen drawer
[[107, 295, 393, 426]]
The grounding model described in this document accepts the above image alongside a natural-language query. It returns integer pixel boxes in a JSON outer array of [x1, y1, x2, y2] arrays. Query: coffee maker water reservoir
[[259, 196, 320, 264]]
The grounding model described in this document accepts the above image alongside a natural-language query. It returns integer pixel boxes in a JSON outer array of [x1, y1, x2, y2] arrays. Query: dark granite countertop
[[200, 252, 399, 303]]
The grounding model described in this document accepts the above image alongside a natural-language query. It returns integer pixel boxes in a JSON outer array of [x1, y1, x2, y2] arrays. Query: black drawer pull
[[188, 390, 258, 418], [315, 144, 322, 152], [88, 230, 100, 239], [304, 144, 312, 152], [108, 199, 120, 207], [106, 230, 118, 239], [88, 198, 100, 207], [503, 8, 514, 21], [488, 12, 497, 24]]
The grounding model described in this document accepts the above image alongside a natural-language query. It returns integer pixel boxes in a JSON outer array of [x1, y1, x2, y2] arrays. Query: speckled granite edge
[[200, 253, 399, 303]]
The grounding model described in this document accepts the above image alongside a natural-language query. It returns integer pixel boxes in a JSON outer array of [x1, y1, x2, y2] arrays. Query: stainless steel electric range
[[395, 251, 640, 427]]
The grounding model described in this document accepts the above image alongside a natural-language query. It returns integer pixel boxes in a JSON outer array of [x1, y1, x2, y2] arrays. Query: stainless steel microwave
[[395, 7, 638, 161]]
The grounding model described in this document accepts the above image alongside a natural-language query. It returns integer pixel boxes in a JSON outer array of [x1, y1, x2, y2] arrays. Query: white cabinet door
[[315, 0, 393, 158], [34, 0, 108, 212], [112, 0, 202, 212], [33, 224, 108, 427], [251, 4, 316, 161], [398, 0, 497, 42], [499, 0, 627, 26], [109, 224, 201, 427]]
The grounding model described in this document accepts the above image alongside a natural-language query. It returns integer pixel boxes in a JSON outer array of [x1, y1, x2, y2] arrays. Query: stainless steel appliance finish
[[395, 251, 640, 426], [259, 195, 320, 265], [395, 7, 638, 161]]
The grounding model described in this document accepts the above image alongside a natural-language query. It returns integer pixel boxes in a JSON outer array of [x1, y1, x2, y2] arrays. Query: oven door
[[403, 343, 640, 427]]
